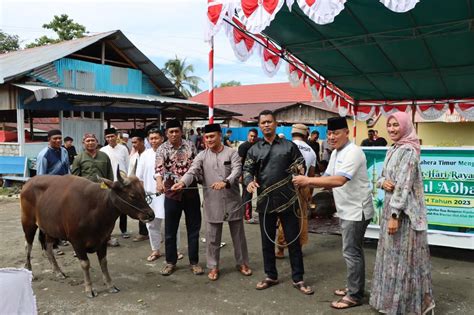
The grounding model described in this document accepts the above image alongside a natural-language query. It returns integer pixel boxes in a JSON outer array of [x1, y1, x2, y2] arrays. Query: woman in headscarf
[[369, 112, 435, 315]]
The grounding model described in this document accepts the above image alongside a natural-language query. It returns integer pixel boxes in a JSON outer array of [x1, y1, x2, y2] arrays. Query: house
[[191, 82, 338, 127], [0, 30, 236, 158]]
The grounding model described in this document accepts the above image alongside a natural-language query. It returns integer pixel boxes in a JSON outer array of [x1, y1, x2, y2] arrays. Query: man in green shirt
[[71, 133, 117, 247], [72, 133, 113, 182]]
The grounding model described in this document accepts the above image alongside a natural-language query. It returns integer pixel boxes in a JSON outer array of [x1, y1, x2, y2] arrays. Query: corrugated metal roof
[[13, 83, 240, 119], [0, 30, 184, 98], [14, 83, 198, 105]]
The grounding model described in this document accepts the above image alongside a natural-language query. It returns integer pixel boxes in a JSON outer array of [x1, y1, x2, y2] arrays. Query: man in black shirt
[[238, 128, 258, 223], [244, 110, 313, 295], [62, 136, 77, 166], [307, 130, 320, 162]]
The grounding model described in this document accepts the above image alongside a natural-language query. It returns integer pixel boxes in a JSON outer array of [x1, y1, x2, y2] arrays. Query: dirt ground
[[1, 197, 473, 314]]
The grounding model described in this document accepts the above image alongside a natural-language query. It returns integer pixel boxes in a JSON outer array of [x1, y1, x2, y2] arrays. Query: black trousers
[[119, 214, 127, 233], [258, 208, 304, 282], [164, 192, 201, 265], [138, 221, 148, 236]]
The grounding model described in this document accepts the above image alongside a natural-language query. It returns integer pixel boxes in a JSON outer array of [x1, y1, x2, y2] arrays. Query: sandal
[[256, 278, 279, 290], [293, 281, 314, 295], [330, 297, 362, 309], [208, 268, 219, 281], [146, 251, 162, 262], [160, 264, 176, 276], [190, 264, 204, 275], [236, 264, 252, 276], [334, 287, 348, 296]]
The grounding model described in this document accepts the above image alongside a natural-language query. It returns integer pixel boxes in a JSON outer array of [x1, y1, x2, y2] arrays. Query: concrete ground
[[1, 197, 473, 314]]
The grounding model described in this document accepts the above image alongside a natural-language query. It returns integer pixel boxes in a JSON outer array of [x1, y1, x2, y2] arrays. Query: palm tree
[[162, 56, 203, 97]]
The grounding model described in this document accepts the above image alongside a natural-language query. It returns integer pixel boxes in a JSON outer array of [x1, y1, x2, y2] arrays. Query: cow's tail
[[38, 230, 47, 250]]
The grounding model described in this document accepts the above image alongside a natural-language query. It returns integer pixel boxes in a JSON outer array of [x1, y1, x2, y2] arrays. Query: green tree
[[219, 80, 241, 87], [0, 30, 20, 53], [162, 56, 203, 97], [26, 14, 87, 48]]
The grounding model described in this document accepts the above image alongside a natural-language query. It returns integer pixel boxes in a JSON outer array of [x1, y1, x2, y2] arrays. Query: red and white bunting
[[338, 98, 350, 117], [416, 103, 448, 120], [307, 76, 322, 100], [455, 103, 474, 120], [295, 0, 346, 25], [237, 0, 286, 34], [354, 105, 375, 121], [380, 104, 411, 116], [206, 0, 235, 42], [226, 17, 258, 61], [380, 0, 420, 13], [261, 41, 282, 77], [287, 62, 305, 86]]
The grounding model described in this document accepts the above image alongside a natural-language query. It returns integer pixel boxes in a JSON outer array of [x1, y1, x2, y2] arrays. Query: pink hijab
[[387, 111, 420, 155]]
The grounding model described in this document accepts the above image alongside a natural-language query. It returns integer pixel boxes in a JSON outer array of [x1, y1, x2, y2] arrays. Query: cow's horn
[[116, 166, 125, 184]]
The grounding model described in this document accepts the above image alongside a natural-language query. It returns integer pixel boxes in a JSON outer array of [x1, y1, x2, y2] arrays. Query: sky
[[0, 0, 289, 94]]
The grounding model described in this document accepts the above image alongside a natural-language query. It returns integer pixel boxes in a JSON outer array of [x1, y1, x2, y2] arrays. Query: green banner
[[364, 148, 474, 234]]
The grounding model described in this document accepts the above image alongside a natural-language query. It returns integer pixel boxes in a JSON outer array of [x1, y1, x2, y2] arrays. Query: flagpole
[[209, 36, 214, 123]]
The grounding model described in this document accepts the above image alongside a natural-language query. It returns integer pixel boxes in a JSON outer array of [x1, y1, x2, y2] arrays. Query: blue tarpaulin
[[222, 126, 327, 142]]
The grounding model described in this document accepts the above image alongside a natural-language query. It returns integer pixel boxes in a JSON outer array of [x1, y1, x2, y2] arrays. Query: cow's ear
[[97, 176, 114, 189]]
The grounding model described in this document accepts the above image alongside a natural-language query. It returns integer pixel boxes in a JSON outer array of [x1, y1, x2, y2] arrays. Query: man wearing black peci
[[243, 110, 313, 295]]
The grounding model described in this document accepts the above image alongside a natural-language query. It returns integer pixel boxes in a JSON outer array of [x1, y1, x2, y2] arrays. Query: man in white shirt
[[128, 130, 149, 242], [293, 116, 374, 310], [101, 127, 130, 239]]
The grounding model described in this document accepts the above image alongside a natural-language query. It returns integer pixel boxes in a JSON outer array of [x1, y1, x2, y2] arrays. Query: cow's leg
[[23, 225, 37, 271], [97, 242, 120, 293], [79, 258, 97, 298], [44, 239, 66, 279]]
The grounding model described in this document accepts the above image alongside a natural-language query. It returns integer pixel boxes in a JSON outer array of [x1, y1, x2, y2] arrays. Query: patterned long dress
[[369, 145, 435, 314]]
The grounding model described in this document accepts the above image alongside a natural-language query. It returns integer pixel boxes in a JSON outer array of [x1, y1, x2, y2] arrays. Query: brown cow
[[20, 170, 155, 298]]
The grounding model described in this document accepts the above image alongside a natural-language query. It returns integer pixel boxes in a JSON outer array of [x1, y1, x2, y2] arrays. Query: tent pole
[[352, 101, 358, 144], [209, 36, 214, 123]]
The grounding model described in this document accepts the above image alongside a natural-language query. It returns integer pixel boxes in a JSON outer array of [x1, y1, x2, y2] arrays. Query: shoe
[[237, 264, 252, 276], [160, 264, 176, 276], [59, 240, 69, 246], [55, 249, 64, 256], [245, 218, 258, 224], [190, 264, 204, 275], [121, 232, 130, 239], [208, 268, 219, 281], [107, 237, 120, 247], [132, 235, 149, 242], [177, 252, 184, 260]]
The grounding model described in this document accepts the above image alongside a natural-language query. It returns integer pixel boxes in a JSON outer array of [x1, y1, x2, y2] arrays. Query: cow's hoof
[[86, 289, 98, 298], [108, 285, 120, 293]]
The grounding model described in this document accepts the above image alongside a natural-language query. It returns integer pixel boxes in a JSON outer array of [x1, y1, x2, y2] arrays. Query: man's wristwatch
[[223, 179, 230, 189]]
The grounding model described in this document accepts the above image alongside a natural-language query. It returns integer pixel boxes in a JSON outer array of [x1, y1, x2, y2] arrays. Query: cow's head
[[100, 168, 155, 223]]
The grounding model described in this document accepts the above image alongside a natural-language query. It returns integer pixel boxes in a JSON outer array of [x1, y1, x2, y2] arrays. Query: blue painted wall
[[54, 58, 160, 95], [222, 126, 327, 142]]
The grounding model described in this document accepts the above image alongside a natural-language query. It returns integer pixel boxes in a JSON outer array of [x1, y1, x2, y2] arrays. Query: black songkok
[[165, 120, 181, 130], [327, 117, 348, 131], [104, 128, 117, 136], [47, 129, 62, 138], [130, 129, 146, 140], [203, 123, 222, 133]]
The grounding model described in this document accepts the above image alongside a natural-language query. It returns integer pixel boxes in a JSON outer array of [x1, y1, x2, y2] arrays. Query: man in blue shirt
[[37, 129, 70, 176], [36, 129, 70, 255]]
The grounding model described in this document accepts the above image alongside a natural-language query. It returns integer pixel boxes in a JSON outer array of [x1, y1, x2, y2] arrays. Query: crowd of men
[[35, 111, 383, 309]]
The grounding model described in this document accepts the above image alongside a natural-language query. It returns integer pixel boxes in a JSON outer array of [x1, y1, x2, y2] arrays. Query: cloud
[[1, 0, 290, 90]]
